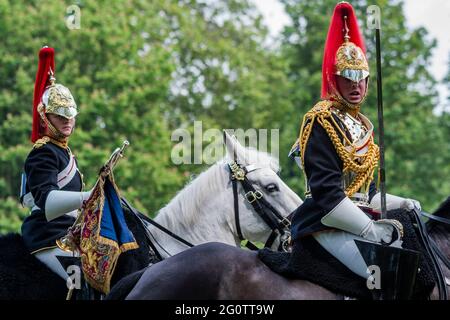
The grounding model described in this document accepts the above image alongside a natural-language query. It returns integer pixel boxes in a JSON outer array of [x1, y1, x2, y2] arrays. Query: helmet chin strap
[[38, 104, 70, 144], [330, 77, 370, 114], [48, 122, 68, 142]]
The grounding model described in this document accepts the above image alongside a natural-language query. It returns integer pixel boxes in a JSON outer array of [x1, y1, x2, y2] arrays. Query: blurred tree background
[[1, 0, 449, 234]]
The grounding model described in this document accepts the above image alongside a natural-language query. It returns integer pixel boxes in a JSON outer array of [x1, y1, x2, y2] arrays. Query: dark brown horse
[[107, 197, 450, 300]]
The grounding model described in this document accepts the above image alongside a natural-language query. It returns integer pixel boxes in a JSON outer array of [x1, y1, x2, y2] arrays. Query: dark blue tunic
[[21, 141, 83, 253], [290, 115, 376, 240]]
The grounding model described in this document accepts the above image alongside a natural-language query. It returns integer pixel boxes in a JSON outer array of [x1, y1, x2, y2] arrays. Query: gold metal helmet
[[321, 3, 370, 101], [31, 47, 79, 144], [38, 71, 78, 119], [335, 41, 369, 83]]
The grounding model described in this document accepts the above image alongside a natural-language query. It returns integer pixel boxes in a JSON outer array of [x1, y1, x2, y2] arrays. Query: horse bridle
[[122, 162, 294, 260], [228, 161, 293, 252], [415, 209, 450, 300]]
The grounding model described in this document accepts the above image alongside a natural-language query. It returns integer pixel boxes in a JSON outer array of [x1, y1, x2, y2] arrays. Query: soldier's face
[[47, 113, 76, 137], [336, 76, 367, 104]]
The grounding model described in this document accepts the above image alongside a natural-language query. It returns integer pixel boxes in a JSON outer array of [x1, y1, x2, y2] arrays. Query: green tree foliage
[[0, 0, 292, 233], [279, 0, 450, 210], [0, 0, 186, 233]]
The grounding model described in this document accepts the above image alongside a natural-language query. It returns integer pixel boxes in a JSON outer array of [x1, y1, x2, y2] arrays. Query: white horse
[[141, 131, 303, 258]]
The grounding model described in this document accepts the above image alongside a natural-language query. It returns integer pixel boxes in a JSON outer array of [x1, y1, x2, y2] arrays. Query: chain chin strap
[[38, 102, 68, 142]]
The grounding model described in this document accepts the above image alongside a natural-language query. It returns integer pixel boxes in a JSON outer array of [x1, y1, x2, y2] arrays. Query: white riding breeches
[[34, 247, 78, 281], [313, 230, 370, 279]]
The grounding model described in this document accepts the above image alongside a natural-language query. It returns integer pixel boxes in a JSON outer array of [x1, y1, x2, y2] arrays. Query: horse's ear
[[223, 130, 247, 164], [223, 130, 236, 160]]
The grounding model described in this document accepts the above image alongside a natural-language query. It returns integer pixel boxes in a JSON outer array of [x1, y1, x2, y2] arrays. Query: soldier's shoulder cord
[[33, 136, 51, 149]]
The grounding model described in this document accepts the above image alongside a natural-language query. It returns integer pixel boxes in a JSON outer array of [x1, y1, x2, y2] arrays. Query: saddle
[[258, 208, 437, 300]]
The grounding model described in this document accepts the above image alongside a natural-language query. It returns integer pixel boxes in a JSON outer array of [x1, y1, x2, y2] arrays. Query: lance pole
[[374, 9, 387, 219]]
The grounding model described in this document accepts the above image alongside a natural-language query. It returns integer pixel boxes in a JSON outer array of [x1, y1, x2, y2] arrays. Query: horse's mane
[[155, 148, 280, 228]]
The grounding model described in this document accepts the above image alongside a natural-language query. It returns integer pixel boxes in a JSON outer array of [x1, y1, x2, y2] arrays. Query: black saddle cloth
[[258, 209, 436, 300], [0, 233, 67, 300], [0, 202, 157, 300]]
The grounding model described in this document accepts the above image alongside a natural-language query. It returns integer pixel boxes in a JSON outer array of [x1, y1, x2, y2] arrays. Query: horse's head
[[150, 131, 302, 256], [222, 131, 303, 250]]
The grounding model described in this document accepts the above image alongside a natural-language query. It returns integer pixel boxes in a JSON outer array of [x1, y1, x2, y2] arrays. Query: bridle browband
[[228, 161, 293, 252]]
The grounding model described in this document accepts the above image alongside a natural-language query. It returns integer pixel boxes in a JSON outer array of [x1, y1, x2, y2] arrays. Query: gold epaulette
[[311, 100, 333, 113], [33, 136, 50, 149], [304, 100, 333, 121]]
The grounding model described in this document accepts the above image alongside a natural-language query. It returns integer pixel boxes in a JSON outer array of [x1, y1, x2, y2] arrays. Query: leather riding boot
[[355, 239, 420, 300]]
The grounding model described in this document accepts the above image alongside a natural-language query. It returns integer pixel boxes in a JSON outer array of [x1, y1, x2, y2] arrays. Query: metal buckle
[[280, 217, 291, 228], [245, 191, 263, 203], [229, 162, 246, 181], [280, 232, 292, 252], [254, 190, 263, 199], [245, 191, 256, 203]]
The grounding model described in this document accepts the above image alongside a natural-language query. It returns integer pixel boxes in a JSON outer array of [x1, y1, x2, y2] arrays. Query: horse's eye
[[265, 183, 279, 193]]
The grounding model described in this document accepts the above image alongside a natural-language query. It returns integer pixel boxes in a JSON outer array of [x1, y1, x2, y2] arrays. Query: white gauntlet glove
[[361, 219, 403, 244], [45, 189, 93, 221], [321, 197, 403, 244], [370, 193, 421, 212]]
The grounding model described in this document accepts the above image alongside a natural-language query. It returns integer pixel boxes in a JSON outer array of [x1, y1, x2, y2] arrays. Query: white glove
[[402, 198, 421, 211], [362, 220, 398, 244], [82, 189, 93, 202], [321, 197, 402, 244], [370, 193, 421, 212], [45, 189, 92, 221]]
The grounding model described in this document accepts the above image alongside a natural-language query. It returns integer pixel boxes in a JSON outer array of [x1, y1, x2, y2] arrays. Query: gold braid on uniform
[[298, 100, 379, 197], [33, 135, 68, 149]]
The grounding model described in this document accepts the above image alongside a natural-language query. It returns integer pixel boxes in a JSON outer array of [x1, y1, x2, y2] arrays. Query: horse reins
[[414, 209, 450, 300], [229, 161, 292, 252], [121, 197, 194, 260], [420, 210, 450, 273]]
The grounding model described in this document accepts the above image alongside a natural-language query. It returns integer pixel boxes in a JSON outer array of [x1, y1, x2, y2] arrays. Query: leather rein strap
[[121, 197, 194, 260]]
